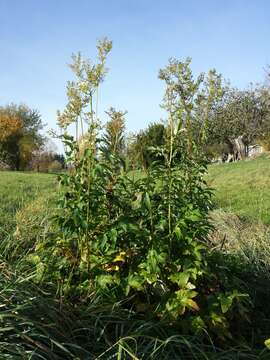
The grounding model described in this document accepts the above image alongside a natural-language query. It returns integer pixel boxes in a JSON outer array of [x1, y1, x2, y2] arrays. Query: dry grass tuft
[[208, 209, 270, 274]]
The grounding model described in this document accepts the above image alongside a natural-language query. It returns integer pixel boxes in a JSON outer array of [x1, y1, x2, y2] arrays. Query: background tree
[[206, 85, 270, 159], [53, 153, 65, 168], [0, 104, 44, 170], [0, 110, 22, 168], [127, 122, 166, 169]]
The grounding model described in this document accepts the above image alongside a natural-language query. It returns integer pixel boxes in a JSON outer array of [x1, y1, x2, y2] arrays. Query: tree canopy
[[0, 104, 44, 170]]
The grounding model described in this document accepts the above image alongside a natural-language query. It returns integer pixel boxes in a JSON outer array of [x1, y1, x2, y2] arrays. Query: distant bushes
[[30, 150, 65, 173], [258, 134, 270, 151]]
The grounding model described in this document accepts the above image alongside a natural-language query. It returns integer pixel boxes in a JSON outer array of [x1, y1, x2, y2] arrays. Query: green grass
[[0, 171, 57, 236], [208, 155, 270, 224], [1, 155, 270, 230]]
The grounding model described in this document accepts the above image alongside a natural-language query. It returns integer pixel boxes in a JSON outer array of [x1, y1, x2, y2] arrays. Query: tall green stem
[[85, 93, 94, 273], [168, 93, 174, 236]]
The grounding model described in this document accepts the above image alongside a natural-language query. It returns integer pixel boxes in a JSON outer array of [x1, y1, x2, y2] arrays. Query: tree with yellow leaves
[[0, 104, 44, 170]]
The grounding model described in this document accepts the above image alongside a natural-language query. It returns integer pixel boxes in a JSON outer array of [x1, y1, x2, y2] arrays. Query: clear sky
[[1, 0, 270, 151]]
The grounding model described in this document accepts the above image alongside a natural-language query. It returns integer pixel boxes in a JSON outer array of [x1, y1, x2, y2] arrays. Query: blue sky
[[0, 0, 269, 151]]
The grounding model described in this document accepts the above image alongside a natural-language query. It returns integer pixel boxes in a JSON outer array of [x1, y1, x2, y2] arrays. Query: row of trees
[[204, 84, 270, 159], [102, 63, 270, 169], [2, 61, 270, 172]]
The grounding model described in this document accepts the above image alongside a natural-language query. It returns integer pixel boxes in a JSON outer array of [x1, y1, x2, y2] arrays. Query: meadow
[[2, 155, 270, 234], [208, 154, 270, 225]]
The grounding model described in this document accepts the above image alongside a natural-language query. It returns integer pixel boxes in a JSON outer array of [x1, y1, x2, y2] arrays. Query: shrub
[[48, 159, 62, 172], [258, 135, 270, 151], [33, 40, 249, 341]]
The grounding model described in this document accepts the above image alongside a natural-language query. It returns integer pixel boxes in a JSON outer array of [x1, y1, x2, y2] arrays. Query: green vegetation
[[126, 61, 270, 168], [1, 39, 270, 359], [1, 154, 269, 234], [1, 158, 270, 358]]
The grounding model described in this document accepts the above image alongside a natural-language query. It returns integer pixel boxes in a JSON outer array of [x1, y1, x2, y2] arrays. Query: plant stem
[[168, 93, 174, 235]]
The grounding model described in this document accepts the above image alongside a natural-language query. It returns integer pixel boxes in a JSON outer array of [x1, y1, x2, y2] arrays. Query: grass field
[[1, 155, 269, 234], [208, 154, 270, 224]]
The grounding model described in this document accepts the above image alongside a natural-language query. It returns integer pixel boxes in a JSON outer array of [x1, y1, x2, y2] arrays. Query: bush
[[20, 41, 263, 357], [32, 43, 250, 340], [48, 160, 62, 172], [30, 127, 250, 341], [258, 136, 270, 151]]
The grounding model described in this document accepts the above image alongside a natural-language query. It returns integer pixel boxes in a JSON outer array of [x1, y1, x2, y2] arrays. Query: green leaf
[[144, 192, 151, 210], [220, 295, 233, 314], [128, 275, 144, 291], [187, 298, 200, 311], [96, 274, 115, 289], [186, 210, 201, 222], [169, 272, 190, 287], [174, 226, 182, 239]]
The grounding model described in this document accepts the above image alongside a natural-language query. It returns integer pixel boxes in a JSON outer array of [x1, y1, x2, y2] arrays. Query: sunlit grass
[[207, 155, 270, 224], [0, 171, 57, 236]]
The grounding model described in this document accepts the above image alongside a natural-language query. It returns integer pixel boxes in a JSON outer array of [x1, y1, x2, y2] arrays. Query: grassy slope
[[0, 171, 57, 236], [208, 155, 270, 224]]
